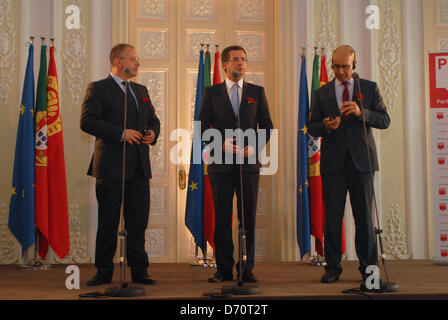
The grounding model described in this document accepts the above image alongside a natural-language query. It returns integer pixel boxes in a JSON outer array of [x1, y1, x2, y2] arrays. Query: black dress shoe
[[208, 271, 233, 283], [321, 271, 340, 283], [238, 272, 258, 283], [130, 266, 156, 285], [132, 276, 156, 285], [87, 273, 112, 286]]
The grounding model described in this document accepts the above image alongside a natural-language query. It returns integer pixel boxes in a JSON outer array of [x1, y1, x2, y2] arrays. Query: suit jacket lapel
[[240, 82, 250, 112], [129, 82, 141, 109], [218, 82, 237, 119], [106, 75, 125, 100], [328, 79, 341, 116], [352, 78, 361, 103]]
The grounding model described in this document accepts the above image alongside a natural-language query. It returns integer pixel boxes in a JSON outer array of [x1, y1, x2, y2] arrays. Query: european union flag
[[185, 50, 205, 252], [9, 44, 36, 255], [297, 55, 311, 258]]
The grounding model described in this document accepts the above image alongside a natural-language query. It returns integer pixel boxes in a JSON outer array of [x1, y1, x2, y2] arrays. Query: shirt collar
[[225, 77, 244, 90], [335, 77, 354, 87], [110, 73, 129, 88]]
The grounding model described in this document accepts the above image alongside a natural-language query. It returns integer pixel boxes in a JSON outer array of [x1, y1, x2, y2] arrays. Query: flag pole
[[203, 44, 210, 268]]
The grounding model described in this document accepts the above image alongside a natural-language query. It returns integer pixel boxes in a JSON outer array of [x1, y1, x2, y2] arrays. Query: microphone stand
[[221, 80, 260, 296], [105, 70, 145, 297], [353, 73, 398, 293]]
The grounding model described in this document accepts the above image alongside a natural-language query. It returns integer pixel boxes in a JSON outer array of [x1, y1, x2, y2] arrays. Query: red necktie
[[342, 81, 349, 119]]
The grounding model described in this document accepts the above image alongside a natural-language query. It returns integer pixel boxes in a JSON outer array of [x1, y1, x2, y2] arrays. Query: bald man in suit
[[309, 45, 390, 284]]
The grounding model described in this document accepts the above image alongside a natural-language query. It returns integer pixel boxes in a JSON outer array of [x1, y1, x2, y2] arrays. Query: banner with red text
[[429, 51, 448, 264]]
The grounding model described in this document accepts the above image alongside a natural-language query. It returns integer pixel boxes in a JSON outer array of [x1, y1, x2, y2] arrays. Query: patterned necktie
[[231, 83, 239, 117], [341, 81, 349, 120]]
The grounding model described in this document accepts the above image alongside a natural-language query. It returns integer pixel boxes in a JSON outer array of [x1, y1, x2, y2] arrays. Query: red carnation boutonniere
[[246, 97, 255, 105], [356, 93, 364, 101], [142, 97, 150, 103]]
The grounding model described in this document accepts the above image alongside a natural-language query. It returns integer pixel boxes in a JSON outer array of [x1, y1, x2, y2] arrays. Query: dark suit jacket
[[198, 81, 273, 173], [308, 78, 390, 174], [80, 75, 160, 179]]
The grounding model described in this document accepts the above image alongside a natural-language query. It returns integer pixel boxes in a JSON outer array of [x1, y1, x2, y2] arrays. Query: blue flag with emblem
[[9, 43, 36, 255], [297, 55, 311, 258], [185, 49, 205, 252]]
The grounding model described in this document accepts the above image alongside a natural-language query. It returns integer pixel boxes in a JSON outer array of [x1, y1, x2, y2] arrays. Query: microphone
[[231, 69, 240, 79], [124, 68, 130, 75]]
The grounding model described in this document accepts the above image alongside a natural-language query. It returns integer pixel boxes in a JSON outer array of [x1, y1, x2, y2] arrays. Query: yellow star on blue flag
[[189, 181, 199, 191]]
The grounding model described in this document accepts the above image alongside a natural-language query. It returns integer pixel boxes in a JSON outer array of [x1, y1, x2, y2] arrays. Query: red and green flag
[[34, 44, 49, 258], [46, 45, 70, 259], [35, 45, 70, 259]]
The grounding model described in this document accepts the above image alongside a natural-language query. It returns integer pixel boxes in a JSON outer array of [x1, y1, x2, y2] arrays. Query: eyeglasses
[[332, 64, 352, 71], [120, 56, 141, 63], [228, 57, 247, 62]]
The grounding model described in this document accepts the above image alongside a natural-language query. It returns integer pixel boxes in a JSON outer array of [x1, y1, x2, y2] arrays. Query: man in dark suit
[[81, 43, 160, 286], [309, 45, 390, 284], [198, 45, 273, 283]]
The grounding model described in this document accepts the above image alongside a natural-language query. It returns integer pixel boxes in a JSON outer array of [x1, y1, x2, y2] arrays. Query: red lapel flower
[[356, 93, 364, 101], [246, 97, 255, 105], [142, 97, 150, 103]]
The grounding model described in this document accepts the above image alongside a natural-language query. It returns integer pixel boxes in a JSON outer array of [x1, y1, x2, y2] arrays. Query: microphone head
[[231, 69, 240, 79], [124, 68, 130, 75], [352, 72, 359, 80]]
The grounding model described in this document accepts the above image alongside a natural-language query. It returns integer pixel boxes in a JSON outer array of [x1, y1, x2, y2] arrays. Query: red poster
[[429, 52, 448, 108]]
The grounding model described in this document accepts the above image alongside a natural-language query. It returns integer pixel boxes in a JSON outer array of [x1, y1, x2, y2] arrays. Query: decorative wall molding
[[138, 0, 166, 20], [188, 0, 214, 21], [384, 203, 411, 260], [187, 31, 216, 60], [0, 202, 19, 264], [189, 70, 198, 135], [255, 228, 266, 256], [236, 32, 265, 62], [139, 70, 167, 175], [145, 227, 166, 257], [150, 185, 167, 216], [0, 0, 16, 101], [378, 0, 401, 112], [256, 187, 266, 215], [315, 0, 336, 78], [137, 29, 168, 59], [237, 0, 265, 23], [438, 0, 448, 26], [56, 204, 90, 264], [244, 72, 265, 87], [62, 0, 88, 107], [439, 38, 448, 50]]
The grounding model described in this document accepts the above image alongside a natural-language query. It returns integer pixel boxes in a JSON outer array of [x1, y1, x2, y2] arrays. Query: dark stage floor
[[1, 260, 448, 301]]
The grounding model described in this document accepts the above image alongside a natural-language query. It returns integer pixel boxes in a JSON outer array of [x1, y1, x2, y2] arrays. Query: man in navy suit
[[309, 45, 390, 284], [81, 43, 160, 286], [198, 45, 273, 283]]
